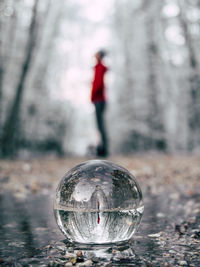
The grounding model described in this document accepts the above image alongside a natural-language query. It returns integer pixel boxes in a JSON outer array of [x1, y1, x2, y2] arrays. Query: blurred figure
[[91, 50, 109, 157]]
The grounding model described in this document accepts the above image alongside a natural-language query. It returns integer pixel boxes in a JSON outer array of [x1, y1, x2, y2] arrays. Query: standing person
[[91, 50, 109, 157]]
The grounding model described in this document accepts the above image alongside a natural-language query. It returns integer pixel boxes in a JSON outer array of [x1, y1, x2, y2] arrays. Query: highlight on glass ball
[[54, 160, 144, 245]]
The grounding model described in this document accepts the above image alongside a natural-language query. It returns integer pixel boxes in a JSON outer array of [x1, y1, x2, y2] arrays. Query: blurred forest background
[[0, 0, 200, 158]]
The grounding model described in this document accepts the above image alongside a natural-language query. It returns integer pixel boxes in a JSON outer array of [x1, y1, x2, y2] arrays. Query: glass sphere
[[54, 160, 144, 244]]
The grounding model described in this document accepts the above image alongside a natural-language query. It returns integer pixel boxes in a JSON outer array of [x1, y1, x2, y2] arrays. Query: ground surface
[[0, 154, 200, 266]]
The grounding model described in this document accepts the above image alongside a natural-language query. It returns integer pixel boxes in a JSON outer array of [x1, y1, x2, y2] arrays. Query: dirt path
[[0, 155, 200, 266]]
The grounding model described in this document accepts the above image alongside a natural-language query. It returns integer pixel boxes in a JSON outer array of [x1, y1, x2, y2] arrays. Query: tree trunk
[[0, 1, 19, 154], [0, 7, 4, 149], [1, 0, 39, 157], [179, 0, 200, 150], [0, 59, 4, 127], [145, 2, 166, 150]]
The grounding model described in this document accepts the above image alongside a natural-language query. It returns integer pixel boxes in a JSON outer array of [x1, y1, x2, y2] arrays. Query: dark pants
[[94, 101, 108, 153]]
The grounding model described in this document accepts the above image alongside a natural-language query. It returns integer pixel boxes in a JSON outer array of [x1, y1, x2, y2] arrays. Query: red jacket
[[91, 61, 108, 103]]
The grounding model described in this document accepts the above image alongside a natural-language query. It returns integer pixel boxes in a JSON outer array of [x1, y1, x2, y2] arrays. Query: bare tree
[[1, 0, 39, 157], [112, 0, 166, 152], [0, 14, 4, 127], [178, 0, 200, 150], [144, 1, 166, 150]]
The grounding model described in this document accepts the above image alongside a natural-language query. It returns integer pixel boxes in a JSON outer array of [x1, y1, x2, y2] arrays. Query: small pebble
[[77, 251, 83, 257], [91, 256, 99, 263], [68, 247, 74, 253], [70, 257, 77, 265], [148, 232, 162, 238], [48, 261, 60, 267], [65, 253, 76, 259], [156, 213, 165, 218], [192, 231, 200, 239], [104, 263, 113, 267], [179, 260, 187, 266], [76, 261, 91, 267], [83, 260, 93, 266], [112, 249, 117, 254], [57, 245, 66, 252], [22, 163, 32, 172], [163, 253, 170, 257], [45, 245, 52, 250]]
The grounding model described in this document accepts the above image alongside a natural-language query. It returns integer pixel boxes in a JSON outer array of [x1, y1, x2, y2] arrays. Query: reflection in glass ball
[[54, 160, 144, 244]]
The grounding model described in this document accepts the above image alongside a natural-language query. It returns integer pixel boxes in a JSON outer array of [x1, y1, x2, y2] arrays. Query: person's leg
[[94, 102, 108, 155]]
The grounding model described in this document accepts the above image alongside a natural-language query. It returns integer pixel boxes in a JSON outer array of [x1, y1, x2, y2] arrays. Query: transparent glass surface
[[54, 160, 144, 244]]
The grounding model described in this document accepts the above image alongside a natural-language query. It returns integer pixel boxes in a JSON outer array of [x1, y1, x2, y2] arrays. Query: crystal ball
[[54, 160, 144, 244]]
